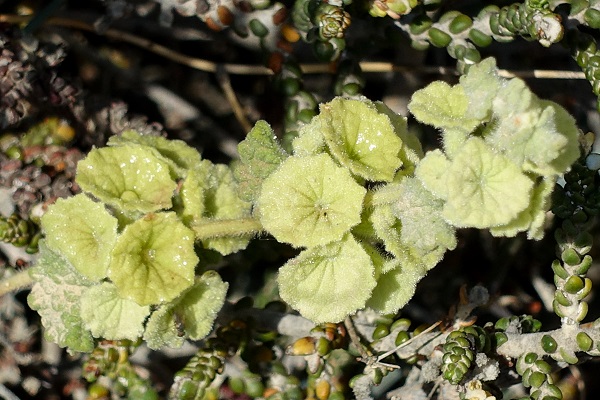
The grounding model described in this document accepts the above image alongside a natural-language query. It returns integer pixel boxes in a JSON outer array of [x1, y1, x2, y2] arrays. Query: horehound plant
[[1, 55, 599, 398]]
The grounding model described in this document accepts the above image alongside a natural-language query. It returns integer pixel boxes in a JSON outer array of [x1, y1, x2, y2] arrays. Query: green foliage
[[28, 244, 95, 352], [41, 194, 118, 281], [28, 58, 585, 373], [76, 144, 178, 213]]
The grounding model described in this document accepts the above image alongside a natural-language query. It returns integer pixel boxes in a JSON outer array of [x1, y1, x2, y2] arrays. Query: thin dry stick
[[0, 14, 588, 80], [216, 66, 252, 133], [376, 320, 441, 362], [345, 316, 372, 361]]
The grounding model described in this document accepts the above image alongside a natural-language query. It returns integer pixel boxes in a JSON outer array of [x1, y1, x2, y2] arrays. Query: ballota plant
[[4, 54, 598, 399]]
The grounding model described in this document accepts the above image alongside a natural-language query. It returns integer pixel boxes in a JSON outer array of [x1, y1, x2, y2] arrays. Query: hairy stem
[[0, 269, 33, 297], [191, 218, 263, 239]]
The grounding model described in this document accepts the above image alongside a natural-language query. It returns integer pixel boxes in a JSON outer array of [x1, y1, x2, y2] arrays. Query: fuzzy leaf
[[443, 138, 534, 228], [486, 101, 580, 176], [109, 130, 202, 178], [235, 120, 288, 202], [491, 78, 533, 118], [389, 178, 457, 258], [408, 81, 481, 135], [319, 97, 403, 181], [366, 261, 426, 314], [374, 101, 423, 175], [414, 149, 451, 200], [459, 58, 502, 121], [178, 161, 211, 226], [173, 271, 228, 340], [277, 234, 376, 323], [258, 154, 366, 248], [292, 116, 327, 156], [143, 271, 227, 349], [143, 305, 186, 350], [109, 212, 198, 305], [80, 282, 150, 340], [489, 176, 555, 239], [41, 194, 117, 281], [76, 145, 177, 213], [27, 244, 94, 352], [201, 163, 253, 255]]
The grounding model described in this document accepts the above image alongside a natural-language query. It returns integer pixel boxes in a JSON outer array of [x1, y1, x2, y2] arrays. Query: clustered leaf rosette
[[254, 97, 453, 323], [28, 131, 238, 352], [409, 58, 580, 240]]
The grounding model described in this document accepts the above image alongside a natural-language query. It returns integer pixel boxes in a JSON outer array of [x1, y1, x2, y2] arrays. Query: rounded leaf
[[76, 145, 177, 213], [42, 194, 117, 281], [258, 154, 366, 248], [320, 97, 403, 181], [109, 213, 198, 305], [443, 138, 534, 228], [108, 129, 202, 178], [80, 282, 150, 340], [174, 271, 228, 340], [277, 235, 376, 323], [366, 261, 426, 314]]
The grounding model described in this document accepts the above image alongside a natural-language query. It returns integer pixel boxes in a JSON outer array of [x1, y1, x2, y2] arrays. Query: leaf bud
[[409, 15, 432, 34], [316, 337, 331, 356], [468, 29, 493, 47], [428, 28, 452, 47], [395, 331, 410, 346], [541, 335, 557, 353], [449, 14, 473, 34], [373, 323, 391, 339], [525, 352, 538, 364], [577, 301, 589, 322], [494, 332, 508, 348], [564, 275, 585, 294], [574, 255, 593, 275], [554, 290, 572, 307], [316, 379, 331, 400], [576, 332, 593, 351], [534, 359, 552, 374], [576, 278, 593, 300], [561, 248, 581, 266], [249, 19, 269, 37], [228, 376, 246, 394], [528, 371, 546, 388], [390, 318, 411, 332], [585, 8, 600, 29], [288, 337, 316, 356], [551, 260, 569, 279]]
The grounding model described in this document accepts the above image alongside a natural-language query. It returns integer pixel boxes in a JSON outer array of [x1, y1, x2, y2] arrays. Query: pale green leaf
[[27, 244, 94, 352], [459, 58, 502, 121], [109, 212, 198, 305], [201, 164, 253, 255], [109, 130, 202, 178], [143, 305, 186, 350], [292, 115, 327, 156], [143, 271, 227, 349], [443, 138, 534, 228], [80, 282, 150, 340], [258, 154, 366, 248], [366, 261, 426, 314], [178, 161, 212, 226], [414, 149, 451, 200], [76, 145, 177, 213], [173, 271, 228, 340], [390, 178, 457, 257], [277, 235, 376, 323], [235, 120, 288, 202], [408, 81, 481, 135], [374, 101, 423, 176], [491, 78, 534, 119], [41, 194, 117, 281], [320, 97, 403, 181], [490, 176, 555, 240], [485, 101, 579, 176]]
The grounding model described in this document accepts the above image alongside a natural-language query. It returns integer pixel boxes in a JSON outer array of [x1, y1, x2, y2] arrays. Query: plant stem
[[191, 218, 263, 239], [0, 269, 33, 297]]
